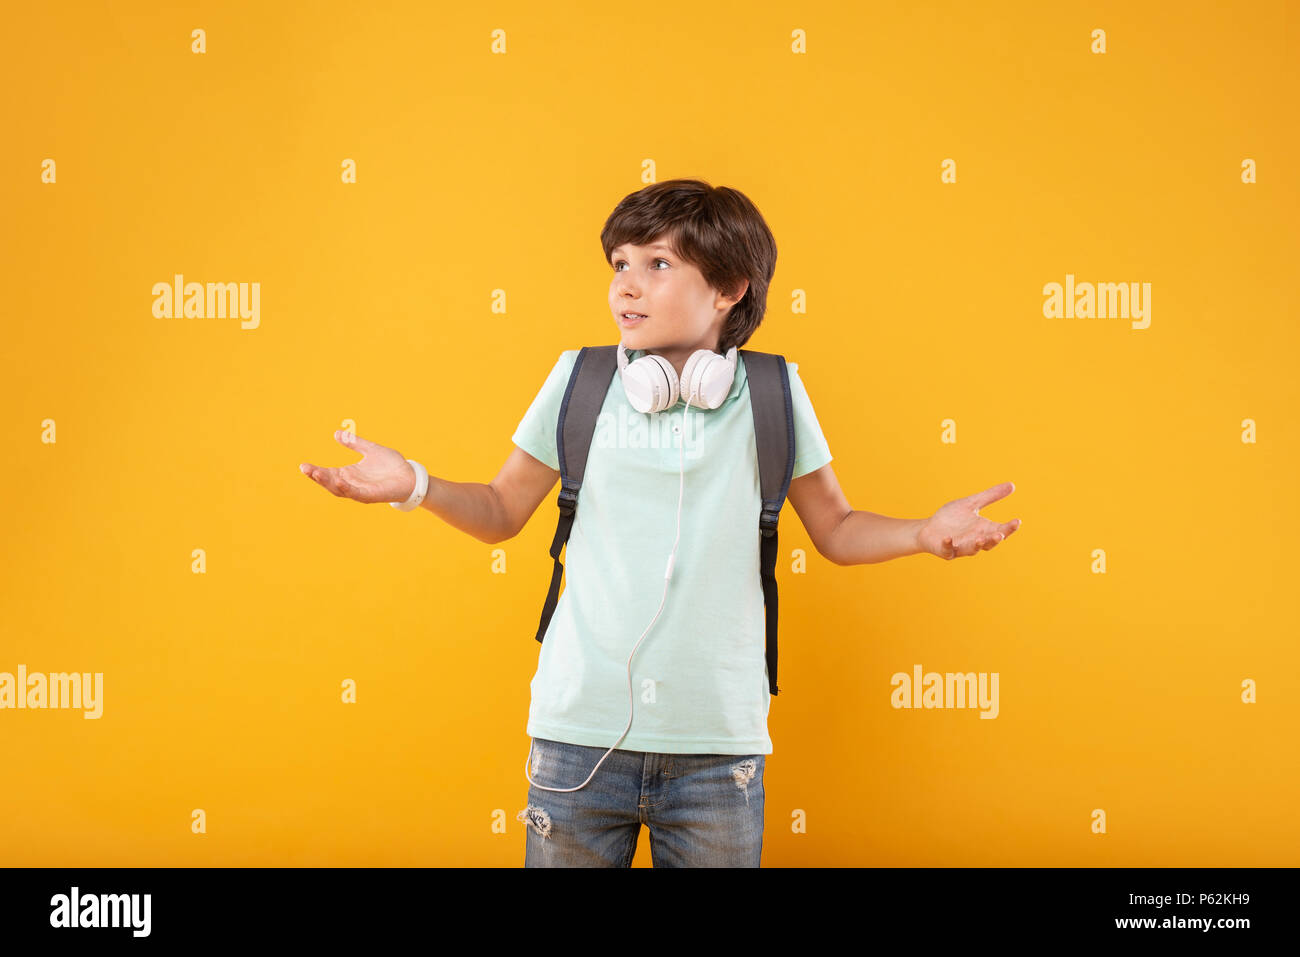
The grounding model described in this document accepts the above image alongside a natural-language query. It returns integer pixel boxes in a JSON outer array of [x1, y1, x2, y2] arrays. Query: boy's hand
[[299, 431, 417, 504], [916, 481, 1021, 560]]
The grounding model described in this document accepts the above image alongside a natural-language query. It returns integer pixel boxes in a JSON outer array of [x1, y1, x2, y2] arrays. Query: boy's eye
[[613, 258, 669, 271]]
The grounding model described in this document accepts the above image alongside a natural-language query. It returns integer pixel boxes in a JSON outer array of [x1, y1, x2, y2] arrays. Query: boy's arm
[[787, 465, 1020, 564], [786, 463, 926, 566], [419, 446, 559, 544]]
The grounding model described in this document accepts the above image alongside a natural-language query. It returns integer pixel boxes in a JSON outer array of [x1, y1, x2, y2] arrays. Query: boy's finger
[[302, 465, 341, 494], [335, 430, 378, 454]]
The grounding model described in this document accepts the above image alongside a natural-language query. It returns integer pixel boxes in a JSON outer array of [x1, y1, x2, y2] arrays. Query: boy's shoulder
[[534, 348, 582, 382], [552, 347, 584, 371]]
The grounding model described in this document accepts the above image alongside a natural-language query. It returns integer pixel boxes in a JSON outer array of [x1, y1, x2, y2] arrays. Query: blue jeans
[[519, 737, 766, 867]]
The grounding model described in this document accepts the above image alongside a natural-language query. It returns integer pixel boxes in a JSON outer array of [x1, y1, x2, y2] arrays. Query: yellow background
[[2, 0, 1297, 866]]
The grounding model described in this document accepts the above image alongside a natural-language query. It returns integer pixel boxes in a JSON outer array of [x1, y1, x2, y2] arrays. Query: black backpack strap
[[738, 350, 796, 695], [534, 345, 619, 643]]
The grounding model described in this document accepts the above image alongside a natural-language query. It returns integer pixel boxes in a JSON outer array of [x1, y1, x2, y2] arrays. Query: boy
[[299, 178, 1020, 867]]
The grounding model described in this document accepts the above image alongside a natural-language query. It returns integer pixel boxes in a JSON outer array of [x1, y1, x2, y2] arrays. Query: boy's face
[[607, 237, 747, 357]]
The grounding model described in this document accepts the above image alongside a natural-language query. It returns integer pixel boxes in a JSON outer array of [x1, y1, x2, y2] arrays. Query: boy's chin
[[617, 326, 654, 347]]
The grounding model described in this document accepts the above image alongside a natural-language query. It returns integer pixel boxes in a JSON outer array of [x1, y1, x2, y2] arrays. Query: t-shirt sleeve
[[511, 350, 580, 470], [786, 361, 833, 479]]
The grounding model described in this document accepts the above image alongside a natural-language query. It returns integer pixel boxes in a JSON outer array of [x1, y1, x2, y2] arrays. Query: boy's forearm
[[418, 475, 514, 544], [825, 511, 927, 565]]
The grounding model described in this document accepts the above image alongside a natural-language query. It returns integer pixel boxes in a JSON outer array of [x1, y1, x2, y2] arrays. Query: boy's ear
[[717, 278, 749, 308]]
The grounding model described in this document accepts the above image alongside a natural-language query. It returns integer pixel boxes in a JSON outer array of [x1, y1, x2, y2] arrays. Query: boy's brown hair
[[600, 178, 778, 353]]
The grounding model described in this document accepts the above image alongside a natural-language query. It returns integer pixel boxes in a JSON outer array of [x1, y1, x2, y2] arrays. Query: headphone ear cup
[[646, 354, 681, 411], [682, 349, 734, 410], [622, 354, 679, 413]]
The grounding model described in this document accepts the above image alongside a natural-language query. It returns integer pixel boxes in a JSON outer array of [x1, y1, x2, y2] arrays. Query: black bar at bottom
[[0, 866, 1284, 942]]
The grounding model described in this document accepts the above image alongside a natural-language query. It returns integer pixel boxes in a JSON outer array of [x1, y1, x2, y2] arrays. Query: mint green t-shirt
[[511, 346, 833, 754]]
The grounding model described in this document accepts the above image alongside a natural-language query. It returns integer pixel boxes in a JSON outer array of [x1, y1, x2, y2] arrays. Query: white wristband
[[390, 459, 429, 511]]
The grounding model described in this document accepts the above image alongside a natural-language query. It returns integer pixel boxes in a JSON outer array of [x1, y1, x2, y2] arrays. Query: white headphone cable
[[525, 388, 695, 791]]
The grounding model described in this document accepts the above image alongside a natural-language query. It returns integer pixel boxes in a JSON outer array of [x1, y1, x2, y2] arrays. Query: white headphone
[[524, 338, 739, 792], [616, 340, 739, 413]]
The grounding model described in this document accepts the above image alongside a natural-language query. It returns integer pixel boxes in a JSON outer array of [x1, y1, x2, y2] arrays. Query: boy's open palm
[[299, 431, 415, 504], [918, 481, 1021, 560]]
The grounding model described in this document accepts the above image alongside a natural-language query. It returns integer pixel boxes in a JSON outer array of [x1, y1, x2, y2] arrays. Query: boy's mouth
[[620, 312, 648, 326]]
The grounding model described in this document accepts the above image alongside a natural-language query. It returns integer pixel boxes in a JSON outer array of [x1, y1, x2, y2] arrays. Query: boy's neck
[[633, 341, 724, 383]]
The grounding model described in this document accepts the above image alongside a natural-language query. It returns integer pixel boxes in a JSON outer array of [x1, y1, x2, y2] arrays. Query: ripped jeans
[[517, 736, 765, 867]]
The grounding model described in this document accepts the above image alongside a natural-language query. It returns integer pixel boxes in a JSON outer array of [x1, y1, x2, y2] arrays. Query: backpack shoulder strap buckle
[[556, 480, 580, 517]]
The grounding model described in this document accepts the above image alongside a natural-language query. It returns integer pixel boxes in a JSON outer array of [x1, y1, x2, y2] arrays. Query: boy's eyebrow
[[611, 244, 675, 256]]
